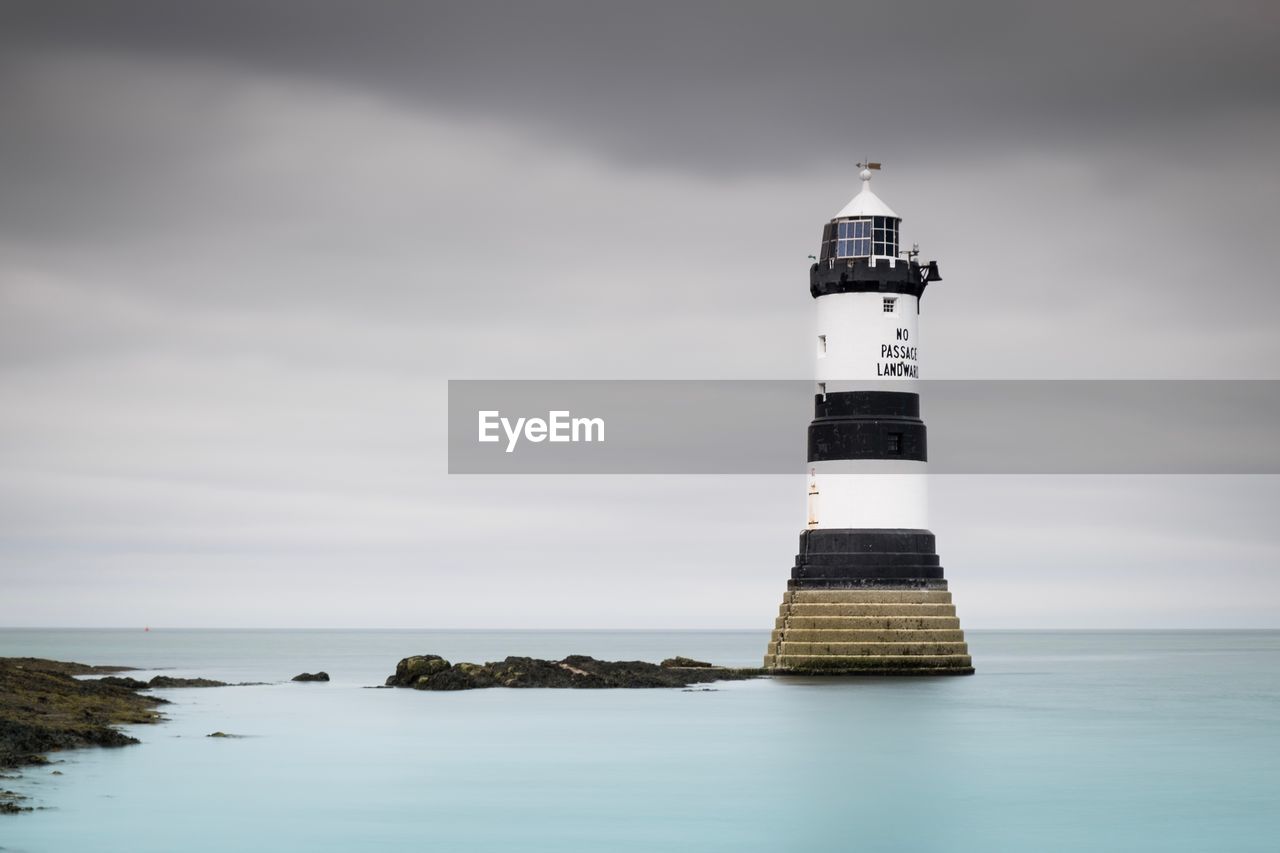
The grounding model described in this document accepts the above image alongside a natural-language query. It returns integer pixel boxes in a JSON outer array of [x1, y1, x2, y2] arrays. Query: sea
[[1, 629, 1278, 853]]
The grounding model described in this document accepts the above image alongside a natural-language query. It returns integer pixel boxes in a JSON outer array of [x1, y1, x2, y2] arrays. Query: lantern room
[[818, 166, 901, 262]]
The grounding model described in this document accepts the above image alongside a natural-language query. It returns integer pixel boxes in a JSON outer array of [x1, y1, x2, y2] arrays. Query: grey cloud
[[4, 1, 1279, 176], [0, 3, 1278, 628]]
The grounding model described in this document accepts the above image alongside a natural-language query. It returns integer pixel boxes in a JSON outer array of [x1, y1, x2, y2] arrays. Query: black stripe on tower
[[810, 258, 936, 299], [808, 391, 927, 463], [789, 529, 948, 590]]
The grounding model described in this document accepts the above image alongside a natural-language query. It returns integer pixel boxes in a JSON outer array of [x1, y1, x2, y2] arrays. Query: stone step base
[[770, 654, 974, 672], [780, 603, 957, 617], [765, 585, 974, 675], [776, 616, 962, 630], [767, 641, 969, 656], [771, 665, 976, 676], [772, 628, 966, 643]]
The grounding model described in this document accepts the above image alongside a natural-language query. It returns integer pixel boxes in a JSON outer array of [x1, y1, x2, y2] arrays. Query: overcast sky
[[2, 1, 1278, 629]]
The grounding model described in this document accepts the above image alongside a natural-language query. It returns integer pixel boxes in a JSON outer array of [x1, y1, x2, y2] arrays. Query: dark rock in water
[[206, 731, 245, 738], [291, 672, 330, 682], [96, 675, 263, 690], [2, 788, 33, 814], [386, 654, 451, 687], [661, 656, 713, 669], [95, 676, 151, 690], [94, 675, 231, 689], [385, 654, 762, 691], [145, 676, 230, 689]]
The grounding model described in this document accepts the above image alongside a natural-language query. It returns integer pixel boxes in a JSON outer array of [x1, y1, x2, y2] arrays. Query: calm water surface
[[1, 630, 1278, 852]]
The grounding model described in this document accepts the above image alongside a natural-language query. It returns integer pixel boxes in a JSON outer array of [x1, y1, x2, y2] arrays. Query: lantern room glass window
[[820, 217, 900, 260], [837, 219, 871, 258], [872, 216, 899, 257]]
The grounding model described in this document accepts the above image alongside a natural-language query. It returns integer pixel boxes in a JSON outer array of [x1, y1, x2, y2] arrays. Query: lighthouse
[[764, 164, 974, 675]]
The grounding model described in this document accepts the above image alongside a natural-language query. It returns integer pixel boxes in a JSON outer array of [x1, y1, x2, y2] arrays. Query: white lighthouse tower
[[764, 164, 973, 675]]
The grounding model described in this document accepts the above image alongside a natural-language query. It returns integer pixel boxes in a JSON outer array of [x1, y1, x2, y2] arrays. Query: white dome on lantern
[[833, 171, 900, 220]]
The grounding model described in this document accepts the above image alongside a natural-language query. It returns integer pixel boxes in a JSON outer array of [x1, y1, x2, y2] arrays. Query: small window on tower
[[883, 297, 897, 313], [817, 335, 827, 356], [887, 432, 903, 455]]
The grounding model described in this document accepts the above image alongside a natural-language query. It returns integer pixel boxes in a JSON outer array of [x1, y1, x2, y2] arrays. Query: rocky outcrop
[[2, 658, 134, 676], [0, 658, 165, 770], [1, 658, 261, 776], [385, 654, 762, 691], [291, 672, 330, 682]]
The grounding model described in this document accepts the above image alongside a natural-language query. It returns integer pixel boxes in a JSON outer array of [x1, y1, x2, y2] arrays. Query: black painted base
[[790, 528, 948, 589], [786, 577, 949, 590]]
